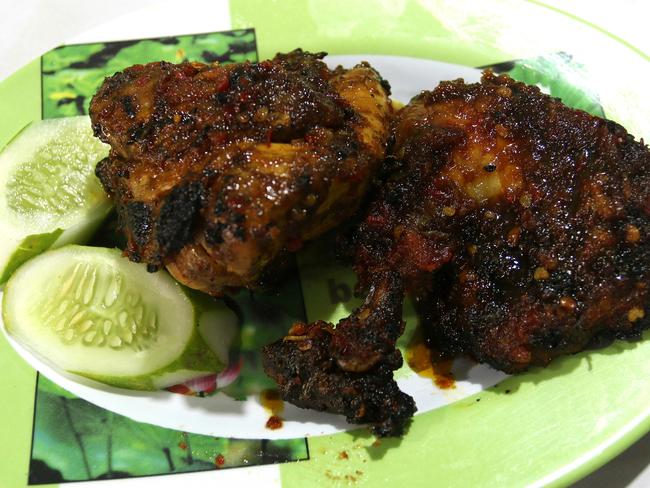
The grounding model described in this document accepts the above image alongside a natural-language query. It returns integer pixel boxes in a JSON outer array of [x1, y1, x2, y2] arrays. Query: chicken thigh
[[90, 50, 392, 295]]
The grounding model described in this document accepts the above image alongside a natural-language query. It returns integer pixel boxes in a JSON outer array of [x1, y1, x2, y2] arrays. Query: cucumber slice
[[2, 245, 238, 390], [0, 116, 112, 285]]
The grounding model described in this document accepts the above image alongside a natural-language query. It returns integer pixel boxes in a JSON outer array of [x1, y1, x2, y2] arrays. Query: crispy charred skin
[[262, 272, 416, 437], [355, 71, 650, 373], [90, 50, 391, 294]]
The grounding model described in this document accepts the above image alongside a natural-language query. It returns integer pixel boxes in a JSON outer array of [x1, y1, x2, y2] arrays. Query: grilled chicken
[[90, 50, 391, 295], [264, 72, 650, 435], [262, 271, 415, 437]]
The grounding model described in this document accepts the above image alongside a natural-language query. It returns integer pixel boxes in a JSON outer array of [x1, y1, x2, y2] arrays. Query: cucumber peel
[[0, 229, 63, 284], [2, 246, 238, 390], [0, 115, 112, 285]]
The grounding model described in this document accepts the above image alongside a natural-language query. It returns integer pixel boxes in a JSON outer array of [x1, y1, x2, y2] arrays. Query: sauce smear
[[405, 331, 456, 389], [261, 389, 285, 430]]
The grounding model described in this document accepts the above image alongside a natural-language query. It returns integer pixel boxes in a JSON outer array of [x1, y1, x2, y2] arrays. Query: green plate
[[1, 1, 649, 487]]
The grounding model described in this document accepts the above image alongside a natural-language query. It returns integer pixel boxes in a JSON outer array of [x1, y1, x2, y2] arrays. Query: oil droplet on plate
[[260, 389, 285, 430], [405, 329, 456, 390]]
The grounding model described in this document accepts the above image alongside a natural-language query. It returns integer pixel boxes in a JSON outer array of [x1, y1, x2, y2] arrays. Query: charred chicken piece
[[264, 71, 650, 435], [90, 50, 391, 295], [262, 272, 416, 437], [358, 71, 650, 372]]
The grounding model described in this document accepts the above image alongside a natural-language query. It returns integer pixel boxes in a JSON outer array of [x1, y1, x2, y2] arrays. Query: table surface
[[1, 1, 649, 486]]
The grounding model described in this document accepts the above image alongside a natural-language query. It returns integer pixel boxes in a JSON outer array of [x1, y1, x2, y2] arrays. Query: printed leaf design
[[222, 267, 308, 400], [42, 30, 257, 118], [486, 52, 605, 117], [31, 376, 308, 482]]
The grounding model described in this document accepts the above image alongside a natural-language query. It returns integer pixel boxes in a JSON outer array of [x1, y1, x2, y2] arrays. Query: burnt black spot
[[379, 77, 391, 95], [531, 327, 568, 350], [332, 137, 358, 162], [296, 174, 311, 190], [157, 181, 205, 256], [128, 123, 147, 143], [484, 163, 497, 172], [230, 152, 248, 167], [121, 96, 136, 118], [214, 198, 227, 216], [202, 167, 218, 179], [180, 112, 194, 125], [380, 154, 403, 177], [125, 201, 153, 247], [92, 122, 105, 139], [191, 125, 212, 147], [230, 213, 246, 240], [387, 133, 396, 148], [214, 91, 229, 105], [95, 157, 113, 193], [151, 116, 174, 133], [336, 148, 350, 160], [205, 221, 227, 245], [605, 118, 625, 134], [205, 211, 246, 245], [229, 68, 252, 88], [343, 107, 356, 119]]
